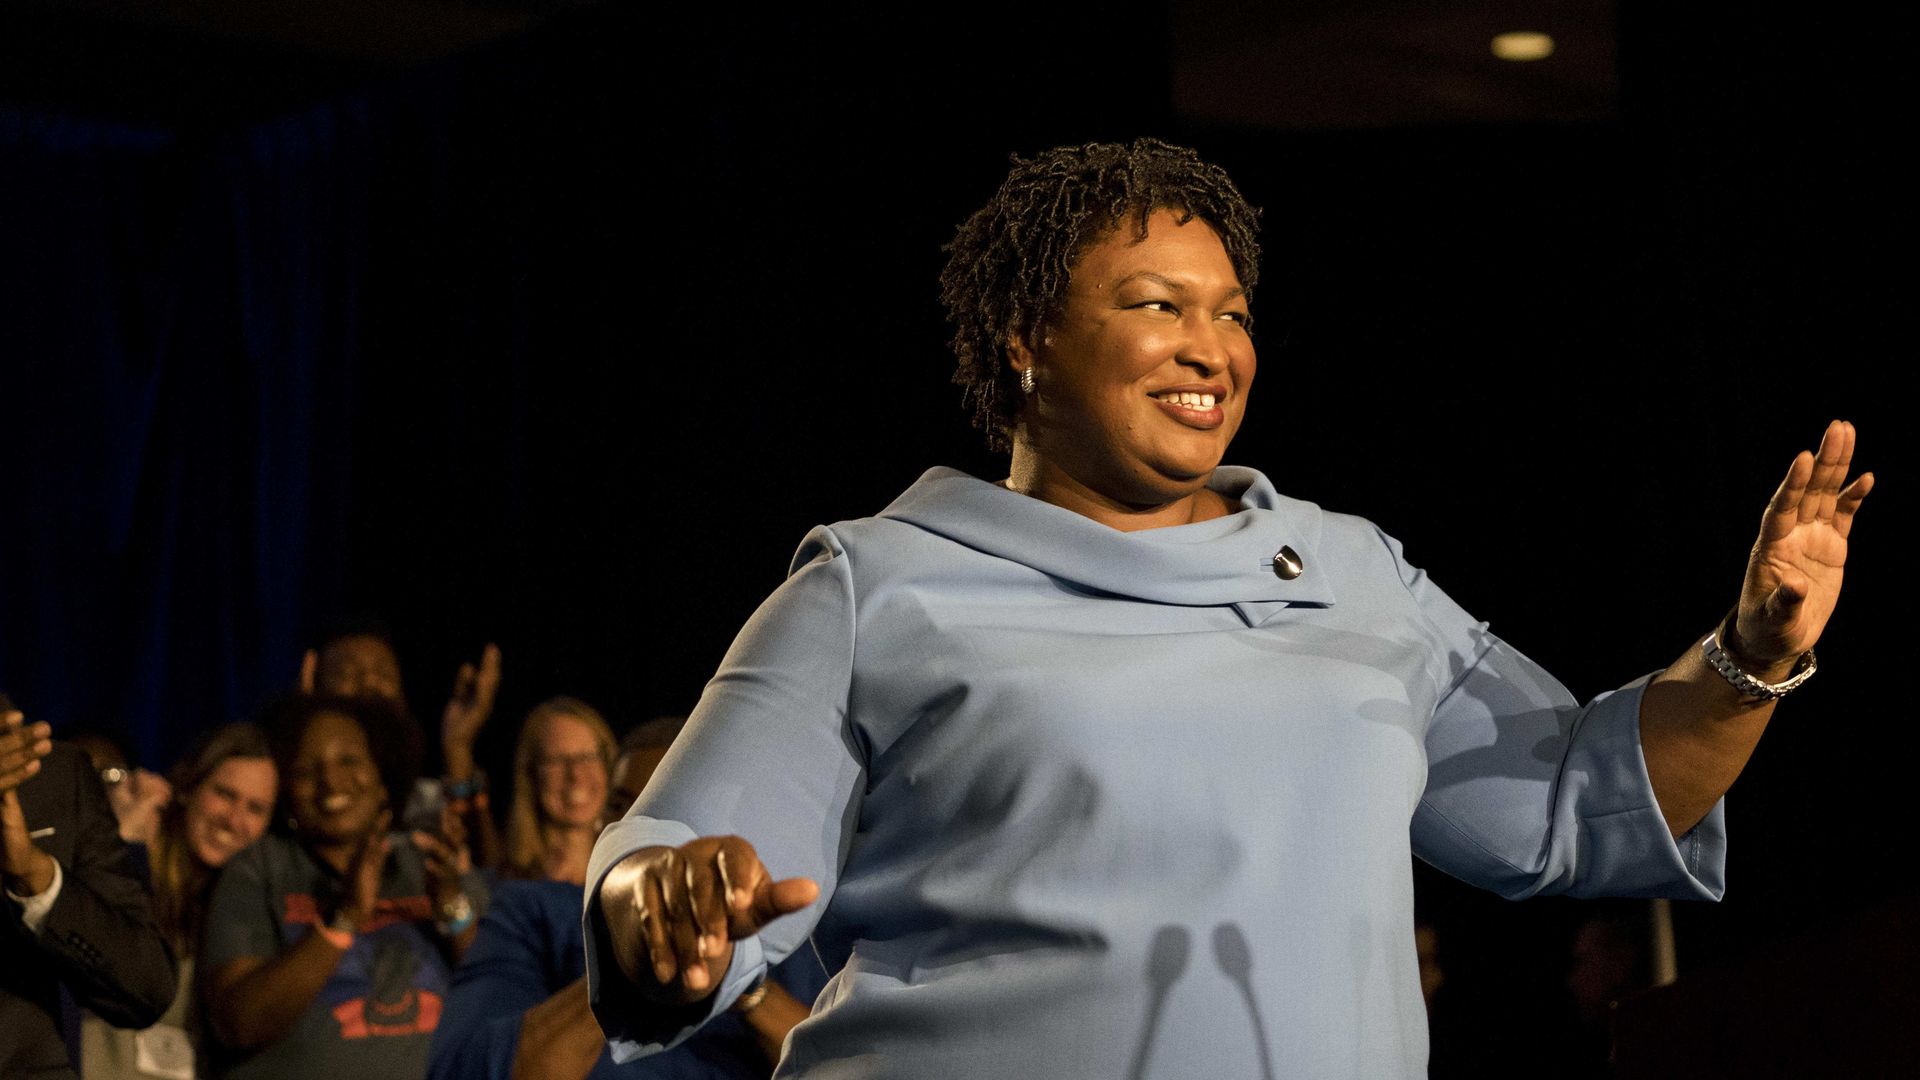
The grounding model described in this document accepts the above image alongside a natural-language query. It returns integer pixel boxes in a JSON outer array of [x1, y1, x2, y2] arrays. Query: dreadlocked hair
[[938, 138, 1262, 451]]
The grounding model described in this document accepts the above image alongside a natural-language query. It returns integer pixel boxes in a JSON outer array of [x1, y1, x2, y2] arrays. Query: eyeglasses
[[534, 751, 605, 777]]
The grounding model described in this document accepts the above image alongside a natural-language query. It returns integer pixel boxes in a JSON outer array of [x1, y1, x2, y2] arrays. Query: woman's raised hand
[[340, 810, 394, 928], [600, 836, 818, 1004], [1731, 419, 1873, 667]]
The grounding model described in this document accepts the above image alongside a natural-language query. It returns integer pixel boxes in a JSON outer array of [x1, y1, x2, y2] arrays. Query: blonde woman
[[503, 698, 617, 884]]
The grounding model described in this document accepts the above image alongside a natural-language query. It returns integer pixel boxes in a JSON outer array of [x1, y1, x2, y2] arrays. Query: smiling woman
[[79, 723, 276, 1080], [503, 697, 617, 884], [581, 139, 1872, 1079], [200, 695, 489, 1080]]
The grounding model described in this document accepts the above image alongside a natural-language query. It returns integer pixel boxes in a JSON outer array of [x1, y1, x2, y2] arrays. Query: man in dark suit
[[2, 695, 178, 1079]]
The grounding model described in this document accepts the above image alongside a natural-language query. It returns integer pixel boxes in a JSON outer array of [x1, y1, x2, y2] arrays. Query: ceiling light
[[1491, 31, 1555, 62]]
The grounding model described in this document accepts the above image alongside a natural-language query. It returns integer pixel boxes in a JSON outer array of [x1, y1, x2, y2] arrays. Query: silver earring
[[1019, 366, 1035, 395]]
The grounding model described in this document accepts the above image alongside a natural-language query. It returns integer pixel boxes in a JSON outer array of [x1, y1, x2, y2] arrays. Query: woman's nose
[[1176, 317, 1232, 375]]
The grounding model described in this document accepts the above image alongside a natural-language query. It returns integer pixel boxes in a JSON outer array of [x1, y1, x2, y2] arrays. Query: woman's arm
[[585, 525, 864, 1058], [736, 982, 812, 1066], [206, 825, 391, 1050], [510, 978, 604, 1080], [1640, 420, 1871, 837], [205, 935, 345, 1049]]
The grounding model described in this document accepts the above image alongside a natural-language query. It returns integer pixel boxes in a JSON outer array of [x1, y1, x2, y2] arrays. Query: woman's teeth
[[321, 794, 352, 812], [1156, 391, 1216, 408]]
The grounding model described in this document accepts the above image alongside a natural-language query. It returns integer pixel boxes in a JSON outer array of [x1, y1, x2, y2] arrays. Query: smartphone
[[400, 778, 447, 835]]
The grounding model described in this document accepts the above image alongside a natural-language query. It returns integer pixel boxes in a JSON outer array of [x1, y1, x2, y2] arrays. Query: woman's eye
[[1134, 300, 1177, 314], [1219, 311, 1252, 329]]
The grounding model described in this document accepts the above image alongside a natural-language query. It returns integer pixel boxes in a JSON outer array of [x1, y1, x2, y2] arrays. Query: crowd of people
[[1, 630, 827, 1080]]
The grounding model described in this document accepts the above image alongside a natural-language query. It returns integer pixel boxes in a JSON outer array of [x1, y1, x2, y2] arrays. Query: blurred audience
[[80, 724, 277, 1080], [1, 694, 178, 1079], [429, 716, 828, 1080], [299, 622, 504, 873], [202, 694, 486, 1079]]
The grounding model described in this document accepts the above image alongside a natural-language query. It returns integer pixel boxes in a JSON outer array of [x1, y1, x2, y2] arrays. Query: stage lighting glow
[[1491, 31, 1555, 61]]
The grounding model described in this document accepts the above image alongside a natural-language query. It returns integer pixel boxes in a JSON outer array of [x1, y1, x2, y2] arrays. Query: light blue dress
[[585, 467, 1725, 1079]]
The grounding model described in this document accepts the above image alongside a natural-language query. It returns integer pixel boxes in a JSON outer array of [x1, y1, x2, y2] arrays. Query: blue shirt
[[429, 880, 828, 1080], [585, 467, 1726, 1079]]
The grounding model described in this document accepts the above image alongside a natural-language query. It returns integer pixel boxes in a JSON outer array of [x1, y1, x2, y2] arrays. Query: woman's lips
[[1151, 390, 1225, 430]]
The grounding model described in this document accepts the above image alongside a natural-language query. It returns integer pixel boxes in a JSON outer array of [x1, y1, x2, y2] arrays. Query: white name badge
[[133, 1024, 195, 1080]]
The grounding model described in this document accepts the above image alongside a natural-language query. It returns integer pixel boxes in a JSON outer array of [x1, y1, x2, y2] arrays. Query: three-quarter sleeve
[[585, 525, 867, 1061], [1380, 527, 1727, 901]]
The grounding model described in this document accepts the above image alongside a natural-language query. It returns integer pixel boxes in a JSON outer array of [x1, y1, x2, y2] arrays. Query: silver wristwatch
[[1702, 629, 1816, 701]]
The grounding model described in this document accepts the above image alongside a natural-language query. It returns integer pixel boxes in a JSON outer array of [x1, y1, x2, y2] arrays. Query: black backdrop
[[0, 2, 1909, 1050]]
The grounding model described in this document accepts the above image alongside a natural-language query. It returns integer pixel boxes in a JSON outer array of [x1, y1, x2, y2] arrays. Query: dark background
[[0, 1, 1910, 1070]]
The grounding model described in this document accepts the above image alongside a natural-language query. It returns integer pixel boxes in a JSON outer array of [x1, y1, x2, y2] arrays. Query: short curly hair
[[938, 138, 1263, 451], [260, 692, 423, 834]]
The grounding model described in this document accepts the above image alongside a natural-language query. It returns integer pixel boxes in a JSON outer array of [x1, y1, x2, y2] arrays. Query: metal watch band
[[1702, 630, 1816, 701]]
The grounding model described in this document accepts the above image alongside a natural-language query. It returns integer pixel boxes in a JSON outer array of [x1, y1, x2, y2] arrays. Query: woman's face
[[534, 714, 608, 830], [182, 757, 277, 869], [285, 710, 387, 846], [1017, 208, 1255, 506]]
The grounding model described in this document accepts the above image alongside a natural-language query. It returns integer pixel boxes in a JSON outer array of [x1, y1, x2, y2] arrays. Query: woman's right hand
[[339, 811, 393, 928], [599, 835, 817, 1004]]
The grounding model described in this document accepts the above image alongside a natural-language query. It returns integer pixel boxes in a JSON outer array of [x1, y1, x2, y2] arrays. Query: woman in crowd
[[501, 697, 618, 884], [430, 717, 826, 1080], [202, 694, 486, 1080], [581, 139, 1872, 1078], [82, 723, 278, 1079]]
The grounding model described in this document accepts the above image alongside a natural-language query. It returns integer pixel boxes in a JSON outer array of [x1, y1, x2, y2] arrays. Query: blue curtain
[[0, 100, 367, 764]]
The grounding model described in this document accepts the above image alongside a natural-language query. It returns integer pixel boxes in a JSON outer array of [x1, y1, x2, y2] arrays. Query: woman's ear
[[1006, 332, 1036, 382]]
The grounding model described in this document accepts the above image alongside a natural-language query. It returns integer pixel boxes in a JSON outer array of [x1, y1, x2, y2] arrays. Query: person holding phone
[[202, 694, 485, 1080]]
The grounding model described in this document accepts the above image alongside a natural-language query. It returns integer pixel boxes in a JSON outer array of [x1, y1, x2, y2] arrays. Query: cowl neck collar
[[875, 466, 1335, 623]]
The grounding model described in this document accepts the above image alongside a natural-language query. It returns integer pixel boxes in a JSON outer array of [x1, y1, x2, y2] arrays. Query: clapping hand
[[0, 707, 56, 896], [338, 810, 395, 930], [441, 644, 501, 776], [600, 836, 818, 1004], [106, 768, 173, 848], [1728, 420, 1874, 671]]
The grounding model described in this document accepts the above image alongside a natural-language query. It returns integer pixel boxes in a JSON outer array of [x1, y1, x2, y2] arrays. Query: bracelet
[[442, 771, 487, 801], [316, 914, 355, 951], [1702, 626, 1817, 701], [732, 983, 769, 1013], [437, 892, 476, 937]]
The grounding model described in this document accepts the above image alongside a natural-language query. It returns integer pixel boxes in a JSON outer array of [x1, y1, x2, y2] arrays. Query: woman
[[81, 724, 277, 1080], [202, 694, 487, 1080], [502, 697, 618, 884], [584, 140, 1872, 1078]]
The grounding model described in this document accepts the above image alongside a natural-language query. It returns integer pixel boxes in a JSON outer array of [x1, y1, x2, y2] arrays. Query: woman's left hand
[[1731, 420, 1873, 669], [413, 803, 472, 908]]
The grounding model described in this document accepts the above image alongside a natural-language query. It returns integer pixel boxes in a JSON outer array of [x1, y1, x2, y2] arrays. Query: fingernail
[[687, 966, 709, 990], [729, 889, 747, 908]]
